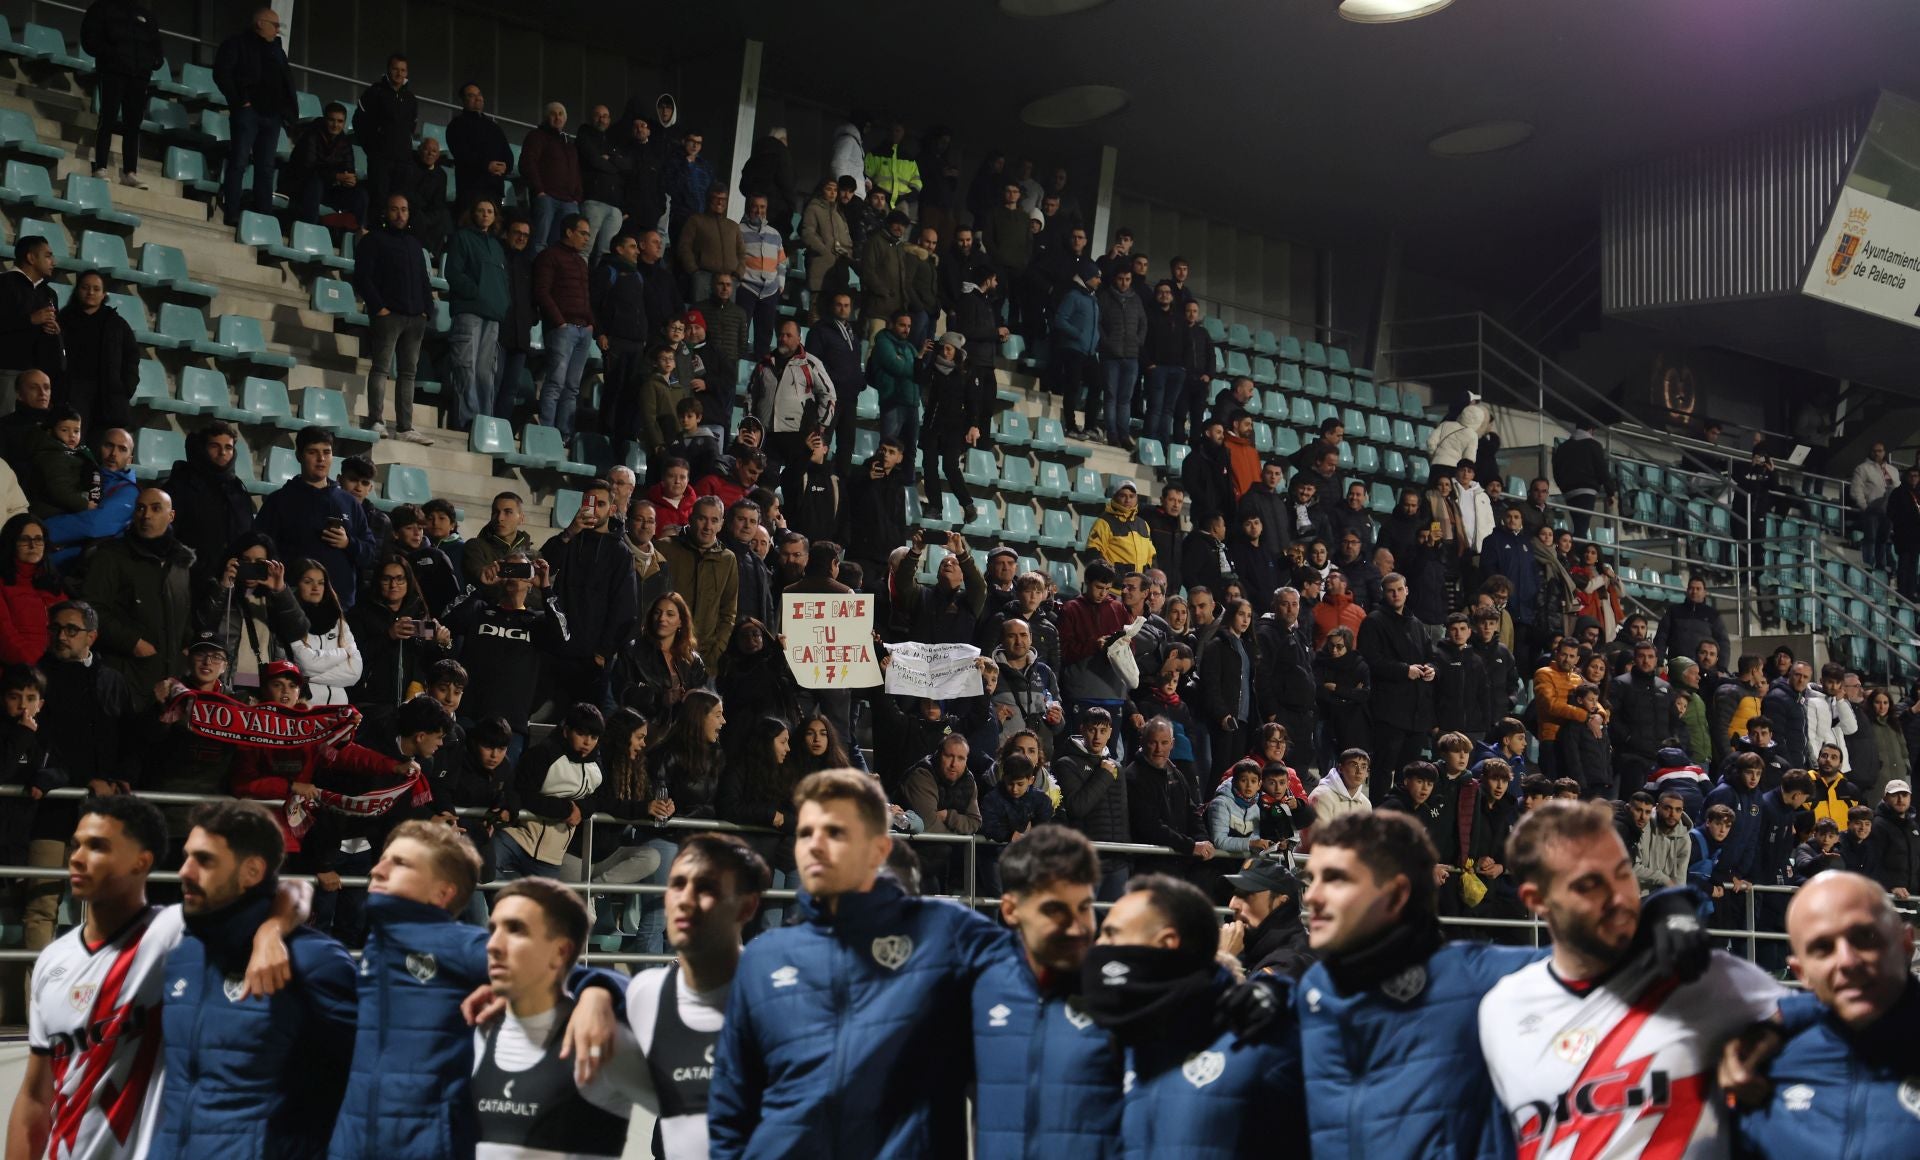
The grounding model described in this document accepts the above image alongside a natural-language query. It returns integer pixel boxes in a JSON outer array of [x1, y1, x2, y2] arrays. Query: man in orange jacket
[[1532, 636, 1602, 777], [1225, 410, 1262, 498]]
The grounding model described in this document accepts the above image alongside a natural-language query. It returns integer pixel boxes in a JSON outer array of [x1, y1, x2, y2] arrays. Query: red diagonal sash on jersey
[[1546, 976, 1683, 1160], [49, 913, 155, 1153]]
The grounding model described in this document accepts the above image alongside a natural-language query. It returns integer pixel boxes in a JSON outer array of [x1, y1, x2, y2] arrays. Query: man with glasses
[[211, 6, 295, 225]]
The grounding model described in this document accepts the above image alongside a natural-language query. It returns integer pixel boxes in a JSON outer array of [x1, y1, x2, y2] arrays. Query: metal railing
[[6, 787, 1917, 974]]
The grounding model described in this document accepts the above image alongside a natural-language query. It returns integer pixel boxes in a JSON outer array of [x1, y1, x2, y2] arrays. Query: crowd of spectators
[[4, 12, 1918, 1002]]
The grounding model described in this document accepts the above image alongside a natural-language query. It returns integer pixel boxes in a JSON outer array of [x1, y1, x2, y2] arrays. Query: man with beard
[[1481, 801, 1783, 1157], [1255, 586, 1318, 752], [1083, 874, 1304, 1157], [1221, 860, 1313, 978], [971, 826, 1123, 1156], [1357, 573, 1436, 796], [537, 478, 635, 711]]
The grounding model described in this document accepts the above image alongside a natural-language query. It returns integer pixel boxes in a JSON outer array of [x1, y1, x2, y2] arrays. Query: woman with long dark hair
[[713, 619, 798, 744], [198, 530, 308, 696], [0, 514, 63, 666], [790, 711, 853, 773], [651, 689, 727, 821], [348, 552, 450, 723], [579, 707, 679, 951], [1860, 688, 1910, 801], [719, 715, 800, 929], [288, 558, 361, 705], [1196, 597, 1254, 775], [617, 591, 710, 725], [1314, 626, 1372, 762]]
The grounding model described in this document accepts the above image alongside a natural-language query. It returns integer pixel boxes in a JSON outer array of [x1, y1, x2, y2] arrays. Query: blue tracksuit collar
[[1825, 976, 1920, 1066], [183, 882, 276, 970], [366, 890, 457, 926], [796, 875, 908, 929]]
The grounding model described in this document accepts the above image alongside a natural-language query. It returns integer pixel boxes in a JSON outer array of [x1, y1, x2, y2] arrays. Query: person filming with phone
[[254, 426, 377, 610], [441, 551, 567, 763], [203, 531, 309, 699]]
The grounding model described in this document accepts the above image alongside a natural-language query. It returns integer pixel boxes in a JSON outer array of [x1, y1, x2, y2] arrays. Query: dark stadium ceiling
[[666, 0, 1920, 284]]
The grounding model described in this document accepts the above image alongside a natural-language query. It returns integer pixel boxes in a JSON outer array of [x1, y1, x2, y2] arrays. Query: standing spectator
[[1866, 781, 1918, 900], [353, 194, 435, 444], [254, 428, 375, 611], [1850, 441, 1898, 573], [53, 271, 136, 434], [917, 333, 986, 524], [443, 199, 508, 432], [983, 182, 1033, 323], [1358, 572, 1436, 796], [1889, 465, 1920, 598], [461, 491, 533, 595], [839, 440, 907, 589], [802, 176, 854, 308], [1086, 480, 1155, 571], [662, 129, 715, 247], [289, 560, 362, 705], [592, 233, 651, 448], [353, 54, 417, 226], [1197, 598, 1255, 774], [81, 0, 163, 187], [864, 122, 921, 207], [1095, 269, 1147, 449], [1856, 688, 1908, 802], [748, 319, 835, 470], [0, 239, 61, 392], [737, 195, 789, 359], [739, 127, 798, 239], [446, 83, 513, 211], [1126, 717, 1216, 870], [901, 226, 942, 348], [0, 515, 59, 665], [810, 292, 865, 474], [284, 102, 366, 227], [1480, 506, 1539, 642], [496, 216, 537, 422], [914, 125, 959, 241], [533, 215, 598, 439], [392, 139, 452, 257], [574, 104, 627, 258], [1612, 640, 1675, 790], [1655, 574, 1730, 664], [617, 117, 666, 237], [866, 311, 921, 472], [1051, 261, 1102, 439], [81, 487, 194, 708], [1145, 485, 1188, 596], [521, 103, 582, 252], [538, 480, 636, 711], [161, 424, 253, 597], [1549, 418, 1616, 538], [676, 188, 744, 309], [1763, 661, 1818, 769], [827, 110, 868, 189], [860, 211, 912, 341], [1140, 282, 1187, 446], [1433, 612, 1492, 740], [211, 5, 295, 225]]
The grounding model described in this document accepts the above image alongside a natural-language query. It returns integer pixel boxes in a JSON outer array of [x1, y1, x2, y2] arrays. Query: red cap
[[682, 309, 707, 329], [261, 660, 304, 684]]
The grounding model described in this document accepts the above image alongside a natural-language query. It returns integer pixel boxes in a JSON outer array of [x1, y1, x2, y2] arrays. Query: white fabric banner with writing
[[884, 641, 984, 700]]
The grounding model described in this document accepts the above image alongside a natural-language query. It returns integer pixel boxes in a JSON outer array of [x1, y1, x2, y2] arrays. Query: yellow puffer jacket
[[1085, 497, 1156, 571]]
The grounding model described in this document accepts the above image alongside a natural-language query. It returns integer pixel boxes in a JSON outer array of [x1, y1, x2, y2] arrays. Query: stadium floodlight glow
[[999, 0, 1112, 15], [1339, 0, 1455, 22], [1020, 85, 1130, 129], [1427, 120, 1535, 157]]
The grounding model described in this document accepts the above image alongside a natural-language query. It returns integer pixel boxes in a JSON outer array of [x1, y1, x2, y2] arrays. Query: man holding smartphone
[[255, 427, 377, 608]]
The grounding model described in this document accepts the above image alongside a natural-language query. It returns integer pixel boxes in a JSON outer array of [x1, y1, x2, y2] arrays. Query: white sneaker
[[91, 165, 107, 179], [371, 421, 391, 438], [395, 428, 434, 445], [118, 171, 147, 190]]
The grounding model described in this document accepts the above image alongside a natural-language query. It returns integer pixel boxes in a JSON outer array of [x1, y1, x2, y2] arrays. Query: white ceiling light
[[1020, 85, 1130, 129], [999, 0, 1112, 15], [1428, 120, 1535, 157], [1339, 0, 1454, 22]]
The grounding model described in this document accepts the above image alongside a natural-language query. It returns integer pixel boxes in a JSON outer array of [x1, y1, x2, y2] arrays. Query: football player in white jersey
[[6, 794, 305, 1160], [1478, 800, 1785, 1160]]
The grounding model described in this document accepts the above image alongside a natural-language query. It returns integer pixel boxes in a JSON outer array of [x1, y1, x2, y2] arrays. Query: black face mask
[[1078, 943, 1218, 1046]]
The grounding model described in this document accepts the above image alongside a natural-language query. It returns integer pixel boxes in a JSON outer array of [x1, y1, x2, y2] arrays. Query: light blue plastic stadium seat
[[1001, 455, 1036, 494], [300, 388, 378, 442], [1328, 347, 1353, 374], [256, 445, 298, 492], [1367, 414, 1393, 444], [469, 416, 514, 459], [1278, 335, 1304, 362], [550, 489, 583, 529], [1224, 351, 1252, 380], [1383, 450, 1407, 480], [1275, 362, 1302, 393], [133, 428, 184, 481], [1251, 357, 1277, 387], [215, 315, 296, 369], [311, 277, 369, 326], [131, 359, 170, 409], [140, 97, 192, 139], [1253, 330, 1279, 356], [295, 91, 324, 121], [64, 175, 141, 228], [1302, 341, 1328, 368], [177, 366, 249, 421], [919, 494, 963, 530], [1401, 388, 1425, 418], [0, 109, 63, 160], [1068, 467, 1105, 505], [1260, 391, 1284, 418], [1, 161, 78, 214], [164, 146, 219, 196], [175, 62, 222, 104], [241, 377, 308, 431], [996, 410, 1032, 447], [1288, 397, 1315, 429], [962, 449, 997, 489], [1315, 401, 1341, 427], [1037, 508, 1076, 549], [1355, 445, 1380, 475], [855, 387, 879, 421], [963, 502, 1001, 538], [1034, 460, 1070, 500], [106, 292, 172, 347], [275, 220, 355, 270], [1337, 441, 1355, 469], [1352, 377, 1377, 409], [1135, 438, 1166, 472], [1002, 503, 1037, 544], [1226, 323, 1252, 350], [1274, 427, 1301, 457], [1342, 407, 1367, 435], [1166, 443, 1189, 475], [1302, 369, 1329, 398], [136, 244, 215, 298], [1242, 390, 1263, 417], [1328, 375, 1354, 403], [1203, 317, 1227, 344], [1376, 383, 1401, 414], [1369, 482, 1394, 512], [22, 23, 89, 71], [509, 425, 591, 475], [1252, 424, 1273, 454], [157, 303, 227, 355], [77, 231, 160, 285]]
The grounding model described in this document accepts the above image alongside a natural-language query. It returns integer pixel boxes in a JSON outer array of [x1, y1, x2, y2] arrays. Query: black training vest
[[646, 965, 718, 1119], [472, 997, 631, 1158]]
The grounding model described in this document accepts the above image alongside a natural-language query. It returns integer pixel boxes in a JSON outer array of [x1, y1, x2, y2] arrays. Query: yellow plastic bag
[[1458, 866, 1487, 908]]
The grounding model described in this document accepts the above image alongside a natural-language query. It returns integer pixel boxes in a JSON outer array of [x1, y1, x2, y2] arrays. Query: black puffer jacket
[[1611, 668, 1674, 761], [1557, 717, 1615, 796], [1869, 801, 1920, 895], [589, 255, 650, 344], [1054, 734, 1129, 842], [80, 0, 163, 79], [1358, 606, 1435, 732]]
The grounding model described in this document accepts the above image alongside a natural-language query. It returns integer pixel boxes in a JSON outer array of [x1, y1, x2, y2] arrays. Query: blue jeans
[[1103, 357, 1139, 444], [581, 200, 623, 258], [879, 403, 919, 483], [310, 848, 373, 948], [492, 831, 558, 881], [627, 835, 680, 954], [531, 195, 580, 253], [1144, 366, 1185, 444], [538, 324, 594, 437], [447, 313, 500, 430], [224, 108, 280, 222]]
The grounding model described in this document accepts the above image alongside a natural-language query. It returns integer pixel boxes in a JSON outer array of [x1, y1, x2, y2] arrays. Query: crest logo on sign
[[406, 952, 438, 983], [1182, 1050, 1226, 1089], [1828, 207, 1870, 285], [871, 935, 914, 970]]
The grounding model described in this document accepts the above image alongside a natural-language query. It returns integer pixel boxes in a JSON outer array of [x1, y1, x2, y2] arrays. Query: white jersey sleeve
[[1478, 951, 1785, 1160]]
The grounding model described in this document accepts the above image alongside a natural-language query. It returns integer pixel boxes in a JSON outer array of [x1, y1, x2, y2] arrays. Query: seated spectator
[[289, 558, 361, 705], [495, 702, 604, 880], [0, 514, 61, 666], [284, 101, 367, 227], [653, 688, 726, 827], [1792, 816, 1846, 881], [1207, 759, 1276, 868], [0, 238, 60, 393]]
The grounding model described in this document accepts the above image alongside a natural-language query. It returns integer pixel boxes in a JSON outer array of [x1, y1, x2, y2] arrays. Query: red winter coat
[[0, 562, 61, 666]]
